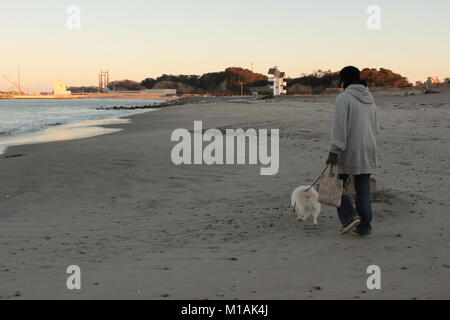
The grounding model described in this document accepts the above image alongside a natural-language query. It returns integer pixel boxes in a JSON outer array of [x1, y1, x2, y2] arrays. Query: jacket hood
[[345, 84, 375, 104]]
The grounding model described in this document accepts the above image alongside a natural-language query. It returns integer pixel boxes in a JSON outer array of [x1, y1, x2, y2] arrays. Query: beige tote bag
[[318, 165, 343, 208]]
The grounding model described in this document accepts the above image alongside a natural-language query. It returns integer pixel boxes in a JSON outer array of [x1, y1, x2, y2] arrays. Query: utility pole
[[99, 70, 110, 92], [3, 74, 24, 94], [18, 66, 21, 93]]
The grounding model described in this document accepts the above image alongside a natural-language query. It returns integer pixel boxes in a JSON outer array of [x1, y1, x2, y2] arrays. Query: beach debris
[[423, 89, 440, 94], [313, 286, 323, 291], [96, 99, 184, 111], [4, 154, 24, 159], [227, 100, 254, 104]]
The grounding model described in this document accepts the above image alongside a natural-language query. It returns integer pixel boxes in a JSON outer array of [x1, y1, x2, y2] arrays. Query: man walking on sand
[[326, 66, 378, 238]]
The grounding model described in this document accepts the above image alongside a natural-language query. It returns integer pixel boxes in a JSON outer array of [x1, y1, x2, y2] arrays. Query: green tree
[[141, 78, 157, 89], [108, 80, 143, 91]]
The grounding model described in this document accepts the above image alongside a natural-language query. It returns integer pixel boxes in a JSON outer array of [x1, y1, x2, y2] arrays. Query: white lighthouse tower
[[268, 66, 287, 96], [53, 80, 71, 96]]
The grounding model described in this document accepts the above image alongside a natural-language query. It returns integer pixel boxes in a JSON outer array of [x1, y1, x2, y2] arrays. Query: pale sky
[[1, 0, 449, 92]]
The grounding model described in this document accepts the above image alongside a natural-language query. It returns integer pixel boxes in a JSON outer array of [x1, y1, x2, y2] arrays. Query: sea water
[[0, 99, 161, 136], [0, 98, 162, 154]]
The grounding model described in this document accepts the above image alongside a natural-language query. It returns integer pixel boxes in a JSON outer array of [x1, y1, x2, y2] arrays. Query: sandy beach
[[0, 92, 449, 300]]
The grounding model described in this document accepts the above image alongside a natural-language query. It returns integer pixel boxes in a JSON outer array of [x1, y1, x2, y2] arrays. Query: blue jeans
[[337, 174, 373, 235]]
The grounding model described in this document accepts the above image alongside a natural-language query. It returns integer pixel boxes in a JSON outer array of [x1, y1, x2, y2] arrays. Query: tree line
[[68, 67, 415, 95]]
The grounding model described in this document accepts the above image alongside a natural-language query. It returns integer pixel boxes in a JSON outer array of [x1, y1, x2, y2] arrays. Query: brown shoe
[[340, 219, 361, 235]]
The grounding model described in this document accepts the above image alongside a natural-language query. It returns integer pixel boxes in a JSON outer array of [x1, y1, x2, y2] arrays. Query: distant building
[[142, 89, 177, 95], [268, 66, 287, 96], [54, 80, 71, 95]]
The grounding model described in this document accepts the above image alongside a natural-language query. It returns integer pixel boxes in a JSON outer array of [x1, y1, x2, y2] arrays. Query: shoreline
[[0, 117, 136, 156], [0, 94, 178, 100], [0, 98, 178, 156], [0, 92, 449, 299]]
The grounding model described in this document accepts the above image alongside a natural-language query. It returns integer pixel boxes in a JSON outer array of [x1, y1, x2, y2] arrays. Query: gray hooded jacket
[[330, 84, 378, 175]]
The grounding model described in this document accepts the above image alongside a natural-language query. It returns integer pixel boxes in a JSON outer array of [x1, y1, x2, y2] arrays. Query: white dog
[[291, 186, 321, 226]]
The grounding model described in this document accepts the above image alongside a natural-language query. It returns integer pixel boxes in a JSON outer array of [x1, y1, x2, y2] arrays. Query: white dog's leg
[[299, 212, 306, 222], [313, 213, 319, 226], [297, 208, 306, 222], [295, 205, 302, 221], [295, 205, 305, 222]]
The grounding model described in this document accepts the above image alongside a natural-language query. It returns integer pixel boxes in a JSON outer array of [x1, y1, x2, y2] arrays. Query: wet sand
[[0, 91, 449, 299]]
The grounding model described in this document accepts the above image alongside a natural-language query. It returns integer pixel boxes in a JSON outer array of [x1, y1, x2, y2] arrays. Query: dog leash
[[305, 164, 330, 192]]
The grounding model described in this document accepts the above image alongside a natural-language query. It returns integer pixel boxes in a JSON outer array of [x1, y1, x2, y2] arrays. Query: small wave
[[0, 122, 66, 137], [47, 122, 64, 127]]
